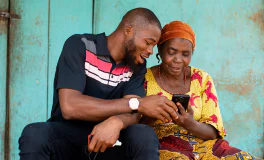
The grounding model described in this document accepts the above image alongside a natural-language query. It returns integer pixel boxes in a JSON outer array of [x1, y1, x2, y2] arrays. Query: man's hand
[[138, 95, 178, 123], [88, 116, 123, 153]]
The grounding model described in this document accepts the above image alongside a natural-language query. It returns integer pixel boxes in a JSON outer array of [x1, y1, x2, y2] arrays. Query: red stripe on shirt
[[86, 50, 112, 72]]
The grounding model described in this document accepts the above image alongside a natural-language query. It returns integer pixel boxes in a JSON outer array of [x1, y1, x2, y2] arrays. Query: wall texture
[[1, 0, 93, 159], [0, 1, 9, 159], [0, 0, 263, 159]]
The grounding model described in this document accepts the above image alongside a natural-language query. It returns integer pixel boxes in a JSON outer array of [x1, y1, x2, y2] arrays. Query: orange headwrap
[[158, 21, 196, 50]]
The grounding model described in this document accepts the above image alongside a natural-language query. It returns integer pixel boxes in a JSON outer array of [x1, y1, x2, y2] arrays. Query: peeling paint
[[220, 27, 237, 38], [249, 9, 264, 34], [0, 18, 8, 35], [35, 16, 43, 26], [224, 104, 263, 144], [15, 56, 20, 60], [27, 35, 42, 46], [224, 84, 254, 96]]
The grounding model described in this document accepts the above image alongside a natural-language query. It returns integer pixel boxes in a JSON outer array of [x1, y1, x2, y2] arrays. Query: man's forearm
[[60, 89, 133, 121], [113, 113, 141, 129], [139, 116, 156, 126]]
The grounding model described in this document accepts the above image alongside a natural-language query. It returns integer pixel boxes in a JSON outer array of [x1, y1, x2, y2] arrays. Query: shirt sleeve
[[122, 61, 147, 97], [55, 35, 86, 93], [199, 74, 226, 138]]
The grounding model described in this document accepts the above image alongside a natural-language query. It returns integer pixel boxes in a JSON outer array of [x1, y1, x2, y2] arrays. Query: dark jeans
[[19, 122, 160, 160]]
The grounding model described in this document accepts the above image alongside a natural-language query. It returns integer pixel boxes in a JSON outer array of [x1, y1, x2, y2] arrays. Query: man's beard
[[124, 38, 141, 73]]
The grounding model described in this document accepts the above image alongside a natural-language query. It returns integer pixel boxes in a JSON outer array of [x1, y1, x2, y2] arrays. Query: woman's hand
[[173, 102, 219, 140], [172, 102, 196, 129]]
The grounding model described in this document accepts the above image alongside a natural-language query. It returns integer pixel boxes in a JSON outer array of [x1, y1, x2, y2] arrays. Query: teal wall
[[0, 1, 8, 159], [1, 0, 93, 159], [0, 0, 263, 159], [8, 1, 49, 159]]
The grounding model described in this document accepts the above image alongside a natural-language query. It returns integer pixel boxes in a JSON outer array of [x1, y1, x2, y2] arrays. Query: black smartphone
[[172, 94, 190, 114]]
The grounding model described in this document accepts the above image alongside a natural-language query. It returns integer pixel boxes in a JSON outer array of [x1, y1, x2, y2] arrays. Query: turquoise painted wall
[[94, 0, 263, 157], [3, 0, 93, 159], [8, 1, 49, 159], [0, 1, 8, 159], [1, 0, 263, 159]]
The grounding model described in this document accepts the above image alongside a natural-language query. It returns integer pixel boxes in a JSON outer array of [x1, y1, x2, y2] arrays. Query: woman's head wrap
[[158, 21, 196, 50]]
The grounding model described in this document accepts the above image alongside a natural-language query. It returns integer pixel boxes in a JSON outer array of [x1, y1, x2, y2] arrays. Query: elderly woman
[[141, 21, 260, 160]]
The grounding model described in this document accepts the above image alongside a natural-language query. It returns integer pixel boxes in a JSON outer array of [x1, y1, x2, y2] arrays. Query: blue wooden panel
[[48, 0, 93, 117], [9, 0, 49, 159], [0, 0, 9, 158], [94, 0, 264, 157]]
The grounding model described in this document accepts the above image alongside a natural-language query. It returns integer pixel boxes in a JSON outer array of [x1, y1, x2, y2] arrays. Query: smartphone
[[172, 94, 190, 114]]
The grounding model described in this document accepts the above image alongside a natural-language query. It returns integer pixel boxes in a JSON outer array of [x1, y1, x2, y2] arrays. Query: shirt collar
[[95, 32, 111, 56], [95, 32, 129, 67]]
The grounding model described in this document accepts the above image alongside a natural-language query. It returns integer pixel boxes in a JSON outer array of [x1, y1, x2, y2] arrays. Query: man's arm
[[110, 95, 142, 129], [60, 88, 179, 123], [86, 95, 140, 153], [59, 89, 134, 121], [87, 94, 180, 153]]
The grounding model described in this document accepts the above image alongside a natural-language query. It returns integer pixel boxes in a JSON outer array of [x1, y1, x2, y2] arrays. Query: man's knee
[[19, 122, 52, 151], [124, 124, 159, 147]]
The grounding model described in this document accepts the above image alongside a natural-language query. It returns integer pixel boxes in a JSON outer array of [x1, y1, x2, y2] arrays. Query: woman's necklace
[[158, 65, 186, 94]]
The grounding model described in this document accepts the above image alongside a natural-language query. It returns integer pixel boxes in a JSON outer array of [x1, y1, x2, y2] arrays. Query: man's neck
[[107, 31, 125, 64]]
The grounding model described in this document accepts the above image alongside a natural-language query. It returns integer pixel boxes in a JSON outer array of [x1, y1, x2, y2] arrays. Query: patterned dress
[[144, 67, 261, 160]]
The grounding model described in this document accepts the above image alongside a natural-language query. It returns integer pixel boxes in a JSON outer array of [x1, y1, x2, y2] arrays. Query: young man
[[19, 8, 178, 160]]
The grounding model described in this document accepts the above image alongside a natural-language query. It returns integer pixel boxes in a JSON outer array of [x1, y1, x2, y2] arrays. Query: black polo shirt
[[48, 33, 146, 124]]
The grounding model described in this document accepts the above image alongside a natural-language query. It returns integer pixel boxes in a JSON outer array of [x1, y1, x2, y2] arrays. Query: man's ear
[[125, 25, 134, 36]]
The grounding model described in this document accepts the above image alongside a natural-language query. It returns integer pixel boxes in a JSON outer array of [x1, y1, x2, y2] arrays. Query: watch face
[[129, 98, 139, 110]]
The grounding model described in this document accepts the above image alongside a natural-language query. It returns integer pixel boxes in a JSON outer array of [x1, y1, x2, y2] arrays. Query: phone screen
[[172, 94, 190, 114]]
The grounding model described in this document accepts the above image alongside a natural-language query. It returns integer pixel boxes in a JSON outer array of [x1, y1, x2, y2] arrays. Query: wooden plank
[[0, 0, 9, 158], [94, 0, 264, 157], [48, 0, 93, 117], [9, 0, 49, 159]]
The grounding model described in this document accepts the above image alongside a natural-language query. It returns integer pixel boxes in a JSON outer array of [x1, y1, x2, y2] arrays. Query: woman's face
[[160, 38, 193, 76]]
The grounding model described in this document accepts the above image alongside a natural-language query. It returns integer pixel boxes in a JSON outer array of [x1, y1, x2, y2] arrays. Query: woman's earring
[[156, 53, 161, 63]]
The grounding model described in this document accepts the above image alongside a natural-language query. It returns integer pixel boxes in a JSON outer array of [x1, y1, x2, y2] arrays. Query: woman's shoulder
[[145, 66, 158, 81], [190, 66, 215, 87], [191, 66, 211, 78], [145, 68, 152, 79]]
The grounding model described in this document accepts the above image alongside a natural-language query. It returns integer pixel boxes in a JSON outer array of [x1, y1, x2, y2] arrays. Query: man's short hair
[[121, 8, 162, 30]]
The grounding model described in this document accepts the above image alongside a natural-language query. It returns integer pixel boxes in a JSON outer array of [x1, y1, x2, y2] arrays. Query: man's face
[[124, 25, 161, 71]]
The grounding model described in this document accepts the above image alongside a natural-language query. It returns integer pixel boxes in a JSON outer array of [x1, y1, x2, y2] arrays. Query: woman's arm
[[173, 74, 225, 140], [173, 103, 218, 140]]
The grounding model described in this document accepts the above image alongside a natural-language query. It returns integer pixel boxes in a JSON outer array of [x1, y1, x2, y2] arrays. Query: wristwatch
[[128, 98, 139, 113]]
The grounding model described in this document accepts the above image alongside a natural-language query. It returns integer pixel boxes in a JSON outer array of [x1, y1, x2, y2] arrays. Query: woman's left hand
[[172, 102, 196, 129]]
